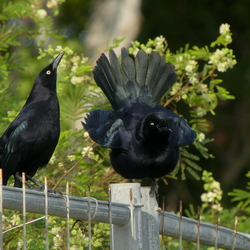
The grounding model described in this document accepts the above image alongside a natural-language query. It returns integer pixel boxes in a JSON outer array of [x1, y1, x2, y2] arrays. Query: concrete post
[[141, 187, 161, 250], [110, 183, 143, 250]]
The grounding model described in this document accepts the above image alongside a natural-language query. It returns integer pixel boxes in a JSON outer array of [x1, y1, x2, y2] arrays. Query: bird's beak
[[156, 119, 172, 132], [52, 51, 65, 71]]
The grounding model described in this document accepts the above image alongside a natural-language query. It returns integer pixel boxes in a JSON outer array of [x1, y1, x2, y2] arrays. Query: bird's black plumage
[[0, 52, 64, 188], [82, 48, 196, 188]]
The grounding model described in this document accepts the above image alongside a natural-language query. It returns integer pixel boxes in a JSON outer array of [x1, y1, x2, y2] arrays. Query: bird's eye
[[149, 122, 155, 126], [46, 70, 51, 75]]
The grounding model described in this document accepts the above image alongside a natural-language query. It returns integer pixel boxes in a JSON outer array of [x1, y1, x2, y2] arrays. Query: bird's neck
[[26, 84, 57, 103]]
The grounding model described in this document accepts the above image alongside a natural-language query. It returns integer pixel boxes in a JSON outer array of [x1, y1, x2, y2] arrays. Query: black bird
[[0, 52, 64, 190], [82, 48, 196, 196]]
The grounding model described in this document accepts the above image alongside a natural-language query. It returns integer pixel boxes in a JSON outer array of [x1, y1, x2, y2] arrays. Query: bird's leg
[[129, 179, 134, 182], [149, 179, 159, 201], [15, 173, 63, 197], [14, 172, 41, 190], [26, 175, 44, 189], [26, 175, 63, 197]]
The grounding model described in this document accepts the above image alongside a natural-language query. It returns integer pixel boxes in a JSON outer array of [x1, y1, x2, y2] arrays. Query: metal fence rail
[[1, 184, 250, 250]]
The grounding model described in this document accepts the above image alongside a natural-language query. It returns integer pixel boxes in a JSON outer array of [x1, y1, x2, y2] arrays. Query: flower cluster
[[209, 48, 237, 72], [219, 23, 232, 44], [129, 35, 167, 56], [200, 170, 223, 211]]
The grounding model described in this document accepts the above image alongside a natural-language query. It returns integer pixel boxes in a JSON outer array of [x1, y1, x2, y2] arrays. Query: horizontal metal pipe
[[2, 186, 130, 225], [161, 211, 250, 250]]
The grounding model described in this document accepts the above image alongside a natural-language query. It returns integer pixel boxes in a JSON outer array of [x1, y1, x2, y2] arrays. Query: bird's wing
[[167, 117, 196, 147], [1, 121, 28, 167], [82, 110, 128, 150], [154, 105, 196, 147]]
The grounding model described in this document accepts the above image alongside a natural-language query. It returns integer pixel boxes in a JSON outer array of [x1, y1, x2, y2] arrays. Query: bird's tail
[[93, 48, 177, 110]]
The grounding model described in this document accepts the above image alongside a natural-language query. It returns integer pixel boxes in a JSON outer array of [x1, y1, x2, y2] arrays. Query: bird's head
[[35, 52, 65, 89], [142, 113, 171, 142]]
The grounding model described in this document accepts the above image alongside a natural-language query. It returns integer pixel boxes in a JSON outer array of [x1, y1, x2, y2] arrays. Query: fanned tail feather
[[93, 48, 177, 110]]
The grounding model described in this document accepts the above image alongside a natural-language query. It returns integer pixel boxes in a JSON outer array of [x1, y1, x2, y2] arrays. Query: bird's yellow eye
[[149, 122, 155, 126], [46, 70, 51, 75]]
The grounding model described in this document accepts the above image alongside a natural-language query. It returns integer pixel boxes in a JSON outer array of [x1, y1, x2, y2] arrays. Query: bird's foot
[[149, 180, 159, 201], [47, 189, 63, 197], [15, 173, 62, 197], [26, 175, 63, 197]]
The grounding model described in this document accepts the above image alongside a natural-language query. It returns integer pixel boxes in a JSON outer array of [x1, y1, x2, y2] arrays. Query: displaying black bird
[[82, 48, 196, 196], [0, 52, 64, 190]]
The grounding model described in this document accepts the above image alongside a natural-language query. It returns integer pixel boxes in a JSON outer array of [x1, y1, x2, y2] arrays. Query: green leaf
[[0, 14, 8, 20], [183, 158, 202, 171]]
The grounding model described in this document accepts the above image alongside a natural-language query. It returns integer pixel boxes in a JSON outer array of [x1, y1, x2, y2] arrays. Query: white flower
[[10, 214, 21, 225], [155, 35, 165, 44], [176, 55, 183, 63], [47, 0, 58, 8], [197, 132, 205, 142], [71, 76, 84, 84], [207, 191, 217, 202], [81, 57, 88, 64], [208, 49, 223, 64], [55, 45, 63, 52], [185, 60, 197, 73], [225, 35, 232, 44], [189, 73, 199, 84], [37, 9, 47, 19], [196, 107, 207, 116], [219, 23, 230, 35], [201, 84, 208, 92], [67, 155, 76, 161], [72, 55, 80, 63], [217, 62, 227, 72], [211, 203, 223, 211], [201, 193, 209, 202], [132, 48, 139, 57], [145, 48, 152, 54], [81, 146, 94, 157], [83, 131, 89, 138], [211, 180, 221, 190]]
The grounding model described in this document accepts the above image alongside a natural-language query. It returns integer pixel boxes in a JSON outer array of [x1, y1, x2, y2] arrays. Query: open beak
[[52, 51, 65, 71], [156, 119, 172, 132]]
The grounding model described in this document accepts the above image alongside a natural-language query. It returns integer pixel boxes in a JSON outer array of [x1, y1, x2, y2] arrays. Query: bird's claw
[[47, 189, 63, 197]]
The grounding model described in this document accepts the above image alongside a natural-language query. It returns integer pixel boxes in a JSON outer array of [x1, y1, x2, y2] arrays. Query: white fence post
[[110, 183, 143, 250], [141, 187, 160, 250]]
